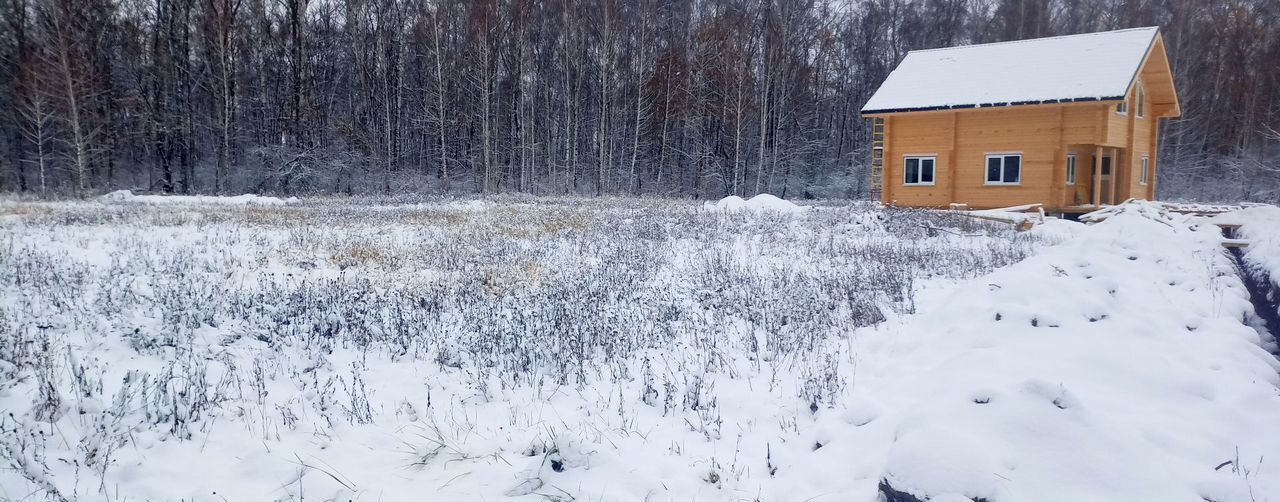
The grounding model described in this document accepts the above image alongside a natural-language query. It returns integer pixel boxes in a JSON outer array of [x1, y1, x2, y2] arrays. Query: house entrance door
[[1093, 154, 1113, 205]]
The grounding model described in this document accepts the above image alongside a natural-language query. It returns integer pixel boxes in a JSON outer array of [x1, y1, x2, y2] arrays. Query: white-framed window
[[1066, 154, 1077, 185], [1136, 81, 1146, 118], [985, 153, 1022, 185], [1116, 97, 1128, 115], [1140, 156, 1150, 185], [904, 156, 936, 186]]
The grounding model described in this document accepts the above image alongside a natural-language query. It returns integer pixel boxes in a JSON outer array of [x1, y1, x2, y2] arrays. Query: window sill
[[984, 182, 1022, 186], [903, 183, 936, 187]]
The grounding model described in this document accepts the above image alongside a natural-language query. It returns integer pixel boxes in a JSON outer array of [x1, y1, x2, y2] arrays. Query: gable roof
[[861, 27, 1161, 115]]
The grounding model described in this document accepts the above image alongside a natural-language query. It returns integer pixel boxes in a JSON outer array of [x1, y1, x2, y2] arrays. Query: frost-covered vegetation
[[0, 196, 1045, 500], [4, 197, 1280, 502]]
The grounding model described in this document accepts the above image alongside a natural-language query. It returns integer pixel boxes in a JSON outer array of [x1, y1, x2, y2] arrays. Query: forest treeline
[[0, 0, 1277, 201]]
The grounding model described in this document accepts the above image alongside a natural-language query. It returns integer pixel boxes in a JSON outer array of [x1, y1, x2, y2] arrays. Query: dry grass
[[400, 209, 472, 227], [481, 261, 545, 295], [196, 205, 476, 229], [329, 242, 395, 269], [199, 205, 316, 226], [0, 203, 55, 218], [490, 207, 591, 239]]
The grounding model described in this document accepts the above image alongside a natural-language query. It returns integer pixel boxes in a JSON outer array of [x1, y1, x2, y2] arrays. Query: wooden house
[[861, 27, 1180, 213]]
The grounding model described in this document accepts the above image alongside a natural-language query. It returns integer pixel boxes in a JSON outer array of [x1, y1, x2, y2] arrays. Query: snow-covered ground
[[869, 202, 1280, 501], [1, 196, 1278, 501]]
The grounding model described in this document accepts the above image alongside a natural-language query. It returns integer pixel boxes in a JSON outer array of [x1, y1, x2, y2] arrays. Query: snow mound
[[705, 193, 807, 213], [101, 190, 295, 205]]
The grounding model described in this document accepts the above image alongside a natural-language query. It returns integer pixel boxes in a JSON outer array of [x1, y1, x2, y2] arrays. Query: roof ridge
[[909, 26, 1159, 55]]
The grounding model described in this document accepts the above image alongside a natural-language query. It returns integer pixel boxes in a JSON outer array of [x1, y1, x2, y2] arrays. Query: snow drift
[[861, 202, 1280, 501]]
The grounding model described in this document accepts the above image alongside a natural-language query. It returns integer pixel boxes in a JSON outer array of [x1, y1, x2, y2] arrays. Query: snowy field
[[1, 196, 1279, 501]]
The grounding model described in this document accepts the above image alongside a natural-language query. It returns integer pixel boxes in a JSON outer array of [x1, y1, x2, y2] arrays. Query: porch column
[[1109, 147, 1119, 205], [1093, 146, 1103, 205]]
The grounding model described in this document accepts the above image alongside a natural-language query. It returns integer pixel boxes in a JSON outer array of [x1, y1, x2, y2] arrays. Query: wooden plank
[[981, 203, 1043, 212], [963, 212, 1037, 228]]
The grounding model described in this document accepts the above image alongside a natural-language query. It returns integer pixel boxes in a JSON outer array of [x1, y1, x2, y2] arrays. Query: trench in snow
[[1225, 228, 1280, 357]]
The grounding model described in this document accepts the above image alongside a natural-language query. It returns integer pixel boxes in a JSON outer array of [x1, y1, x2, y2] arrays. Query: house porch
[[1059, 144, 1134, 210]]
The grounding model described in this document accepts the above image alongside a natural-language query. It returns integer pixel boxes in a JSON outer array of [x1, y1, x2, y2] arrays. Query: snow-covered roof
[[862, 27, 1160, 114]]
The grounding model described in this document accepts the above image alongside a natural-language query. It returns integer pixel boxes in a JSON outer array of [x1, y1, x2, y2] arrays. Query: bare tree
[[202, 0, 241, 193], [18, 84, 54, 195], [41, 0, 97, 195], [0, 0, 1276, 202]]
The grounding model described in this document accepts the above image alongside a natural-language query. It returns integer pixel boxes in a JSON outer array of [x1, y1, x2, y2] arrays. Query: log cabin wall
[[881, 102, 1110, 210]]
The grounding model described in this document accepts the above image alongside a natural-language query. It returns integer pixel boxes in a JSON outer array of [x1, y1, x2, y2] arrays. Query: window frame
[[1139, 155, 1150, 185], [1116, 97, 1128, 115], [903, 155, 938, 186], [1066, 154, 1077, 185], [984, 153, 1023, 186]]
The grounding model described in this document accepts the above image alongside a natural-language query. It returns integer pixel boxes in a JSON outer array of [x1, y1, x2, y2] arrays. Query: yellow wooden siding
[[883, 104, 1102, 209], [951, 106, 1056, 208], [1066, 147, 1090, 207], [1105, 99, 1130, 146], [1126, 108, 1153, 200], [884, 113, 953, 207], [1062, 108, 1099, 144]]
